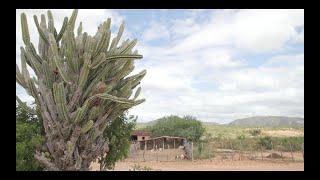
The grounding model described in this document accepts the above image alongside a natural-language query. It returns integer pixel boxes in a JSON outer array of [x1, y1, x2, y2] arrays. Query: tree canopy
[[99, 112, 136, 170], [143, 115, 205, 141]]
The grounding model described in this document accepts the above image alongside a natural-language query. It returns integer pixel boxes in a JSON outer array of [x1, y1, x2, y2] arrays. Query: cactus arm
[[77, 22, 82, 36], [47, 10, 55, 34], [133, 87, 141, 100], [81, 120, 93, 133], [93, 29, 111, 58], [34, 15, 49, 44], [21, 13, 30, 45], [105, 54, 143, 61], [53, 55, 71, 84], [29, 43, 44, 64], [42, 61, 53, 88], [24, 46, 43, 77], [120, 39, 137, 54], [38, 15, 49, 61], [90, 53, 106, 69], [68, 9, 78, 31], [95, 93, 138, 104], [110, 21, 125, 49], [57, 83, 71, 122], [56, 17, 68, 42], [78, 52, 91, 88], [16, 64, 26, 88], [16, 95, 36, 115]]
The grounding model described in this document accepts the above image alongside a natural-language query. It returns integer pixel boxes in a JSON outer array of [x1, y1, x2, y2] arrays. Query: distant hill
[[228, 116, 304, 127], [138, 119, 160, 126], [138, 120, 220, 126], [202, 122, 221, 125]]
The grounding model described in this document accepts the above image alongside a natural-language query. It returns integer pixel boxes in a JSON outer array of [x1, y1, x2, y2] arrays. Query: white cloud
[[291, 28, 304, 44], [171, 9, 304, 53], [170, 18, 200, 38], [142, 21, 170, 42]]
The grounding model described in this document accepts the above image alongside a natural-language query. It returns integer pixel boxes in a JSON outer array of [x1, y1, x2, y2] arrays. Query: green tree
[[144, 115, 205, 141], [99, 112, 136, 170], [16, 103, 44, 171]]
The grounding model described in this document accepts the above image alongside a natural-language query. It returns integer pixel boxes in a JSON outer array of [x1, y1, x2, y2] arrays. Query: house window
[[131, 135, 137, 141], [142, 137, 145, 140]]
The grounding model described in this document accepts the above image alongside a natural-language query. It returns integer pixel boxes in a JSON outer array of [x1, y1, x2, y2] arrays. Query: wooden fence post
[[280, 142, 284, 162], [209, 143, 212, 162], [260, 144, 264, 161], [167, 144, 169, 161], [163, 138, 165, 149], [239, 140, 243, 161], [271, 141, 274, 161], [156, 145, 158, 162], [143, 140, 147, 161], [230, 141, 234, 161], [174, 139, 175, 149], [288, 141, 295, 162], [302, 143, 304, 161], [191, 142, 194, 162], [249, 142, 253, 160]]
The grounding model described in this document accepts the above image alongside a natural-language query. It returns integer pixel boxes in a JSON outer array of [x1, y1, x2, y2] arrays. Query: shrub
[[129, 164, 153, 171], [16, 104, 44, 171], [237, 134, 246, 140], [193, 141, 215, 160], [257, 136, 273, 150]]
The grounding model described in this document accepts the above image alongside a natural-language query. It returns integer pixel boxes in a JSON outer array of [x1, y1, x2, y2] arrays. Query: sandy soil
[[263, 130, 304, 137], [90, 149, 304, 171]]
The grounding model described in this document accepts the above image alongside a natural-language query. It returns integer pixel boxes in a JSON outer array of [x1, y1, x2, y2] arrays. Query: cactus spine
[[17, 9, 146, 171]]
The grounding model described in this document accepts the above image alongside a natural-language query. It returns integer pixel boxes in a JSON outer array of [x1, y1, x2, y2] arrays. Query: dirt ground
[[263, 130, 304, 137], [90, 149, 304, 171]]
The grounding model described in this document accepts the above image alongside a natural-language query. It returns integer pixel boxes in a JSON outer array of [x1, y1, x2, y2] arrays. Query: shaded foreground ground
[[90, 158, 304, 171], [90, 139, 304, 171]]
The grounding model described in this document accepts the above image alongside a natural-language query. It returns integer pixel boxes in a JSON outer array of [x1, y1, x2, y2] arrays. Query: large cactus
[[16, 9, 146, 171]]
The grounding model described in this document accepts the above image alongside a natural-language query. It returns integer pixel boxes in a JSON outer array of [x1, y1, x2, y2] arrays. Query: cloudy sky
[[16, 9, 304, 124]]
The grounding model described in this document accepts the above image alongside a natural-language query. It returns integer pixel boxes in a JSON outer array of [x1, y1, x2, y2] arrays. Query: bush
[[16, 104, 44, 171], [248, 129, 261, 136]]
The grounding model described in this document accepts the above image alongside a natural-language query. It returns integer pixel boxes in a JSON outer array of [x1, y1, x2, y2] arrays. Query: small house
[[131, 129, 151, 142]]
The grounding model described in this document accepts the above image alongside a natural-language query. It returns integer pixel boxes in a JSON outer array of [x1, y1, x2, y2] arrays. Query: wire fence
[[126, 139, 304, 163]]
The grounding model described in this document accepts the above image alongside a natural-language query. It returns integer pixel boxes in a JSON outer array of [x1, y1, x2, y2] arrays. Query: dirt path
[[90, 159, 304, 171]]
